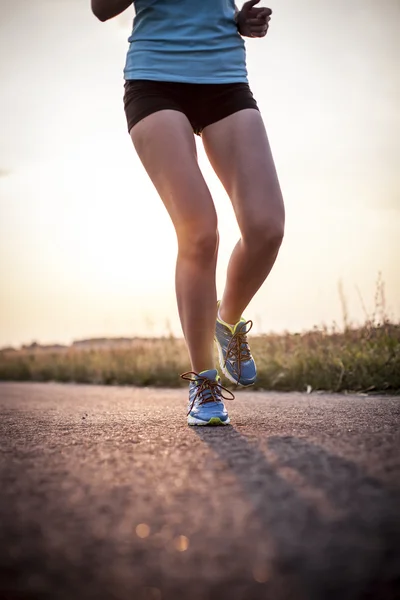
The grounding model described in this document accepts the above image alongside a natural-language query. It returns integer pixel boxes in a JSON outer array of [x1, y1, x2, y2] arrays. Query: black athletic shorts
[[123, 79, 259, 136]]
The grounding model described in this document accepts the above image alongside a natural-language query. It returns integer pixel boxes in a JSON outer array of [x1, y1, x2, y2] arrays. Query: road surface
[[0, 382, 399, 600]]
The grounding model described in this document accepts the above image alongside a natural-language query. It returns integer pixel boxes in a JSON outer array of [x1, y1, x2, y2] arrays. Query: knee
[[178, 225, 219, 265], [243, 219, 285, 255]]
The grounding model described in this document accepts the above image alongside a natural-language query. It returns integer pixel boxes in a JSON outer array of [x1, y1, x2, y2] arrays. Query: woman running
[[91, 0, 285, 426]]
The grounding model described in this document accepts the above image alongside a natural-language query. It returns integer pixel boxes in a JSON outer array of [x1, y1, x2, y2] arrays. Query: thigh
[[201, 108, 284, 234], [130, 109, 217, 235]]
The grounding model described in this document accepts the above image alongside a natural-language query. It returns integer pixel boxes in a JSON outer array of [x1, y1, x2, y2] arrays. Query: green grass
[[1, 322, 399, 393]]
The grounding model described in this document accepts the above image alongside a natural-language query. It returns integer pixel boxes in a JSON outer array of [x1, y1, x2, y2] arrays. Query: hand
[[236, 0, 272, 38]]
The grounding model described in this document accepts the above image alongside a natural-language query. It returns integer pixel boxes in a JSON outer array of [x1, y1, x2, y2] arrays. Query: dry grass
[[1, 277, 398, 393], [0, 323, 398, 393]]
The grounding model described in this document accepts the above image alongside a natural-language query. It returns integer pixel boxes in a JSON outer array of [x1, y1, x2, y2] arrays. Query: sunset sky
[[0, 0, 399, 347]]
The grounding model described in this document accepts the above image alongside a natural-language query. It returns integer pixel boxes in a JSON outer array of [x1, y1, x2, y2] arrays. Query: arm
[[91, 0, 133, 22]]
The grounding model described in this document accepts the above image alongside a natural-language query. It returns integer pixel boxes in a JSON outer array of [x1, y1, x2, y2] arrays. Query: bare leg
[[218, 235, 281, 325], [202, 109, 285, 325], [175, 230, 219, 373], [130, 110, 218, 373]]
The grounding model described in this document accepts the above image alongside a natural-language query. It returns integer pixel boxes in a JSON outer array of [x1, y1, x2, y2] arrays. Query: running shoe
[[181, 369, 234, 426], [215, 303, 257, 386]]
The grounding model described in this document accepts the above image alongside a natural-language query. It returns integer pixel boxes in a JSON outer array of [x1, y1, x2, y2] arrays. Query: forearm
[[91, 0, 132, 22]]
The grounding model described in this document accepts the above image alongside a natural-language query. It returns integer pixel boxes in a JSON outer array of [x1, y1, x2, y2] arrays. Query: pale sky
[[0, 0, 399, 347]]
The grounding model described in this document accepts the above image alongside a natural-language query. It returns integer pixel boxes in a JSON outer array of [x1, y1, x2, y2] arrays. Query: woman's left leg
[[201, 108, 285, 325]]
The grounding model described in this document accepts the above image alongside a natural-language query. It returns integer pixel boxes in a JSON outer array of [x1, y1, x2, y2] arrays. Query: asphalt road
[[0, 382, 399, 600]]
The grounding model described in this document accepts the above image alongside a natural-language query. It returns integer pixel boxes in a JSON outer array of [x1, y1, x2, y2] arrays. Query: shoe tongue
[[197, 369, 218, 382], [195, 369, 220, 403], [234, 319, 247, 334]]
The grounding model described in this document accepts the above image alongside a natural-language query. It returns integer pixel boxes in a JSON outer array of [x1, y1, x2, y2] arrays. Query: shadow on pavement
[[192, 426, 400, 600]]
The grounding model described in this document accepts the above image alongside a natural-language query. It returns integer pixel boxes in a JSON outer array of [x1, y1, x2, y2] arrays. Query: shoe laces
[[181, 371, 235, 416], [224, 320, 253, 381]]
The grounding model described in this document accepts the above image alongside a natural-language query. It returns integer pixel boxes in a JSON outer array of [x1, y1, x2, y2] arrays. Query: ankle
[[191, 363, 216, 375], [218, 305, 240, 327]]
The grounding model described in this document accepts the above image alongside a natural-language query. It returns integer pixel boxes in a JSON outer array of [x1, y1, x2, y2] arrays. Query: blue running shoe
[[181, 369, 234, 426], [215, 306, 257, 387]]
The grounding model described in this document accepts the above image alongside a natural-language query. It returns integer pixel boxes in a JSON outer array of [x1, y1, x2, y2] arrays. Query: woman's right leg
[[130, 109, 218, 374]]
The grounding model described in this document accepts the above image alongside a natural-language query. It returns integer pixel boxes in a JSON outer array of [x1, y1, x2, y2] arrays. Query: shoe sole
[[187, 415, 231, 426], [214, 336, 256, 388]]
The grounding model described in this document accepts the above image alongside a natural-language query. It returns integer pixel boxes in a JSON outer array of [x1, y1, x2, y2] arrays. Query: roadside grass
[[0, 322, 398, 393], [1, 277, 398, 393]]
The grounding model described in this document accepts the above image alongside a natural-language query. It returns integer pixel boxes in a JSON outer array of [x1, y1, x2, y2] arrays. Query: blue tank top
[[124, 0, 248, 83]]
